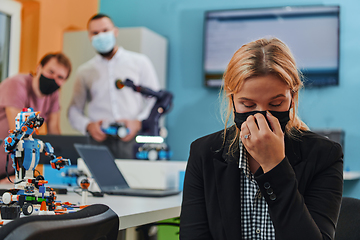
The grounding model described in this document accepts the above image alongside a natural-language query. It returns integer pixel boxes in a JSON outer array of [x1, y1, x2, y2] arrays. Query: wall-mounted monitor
[[203, 5, 340, 87]]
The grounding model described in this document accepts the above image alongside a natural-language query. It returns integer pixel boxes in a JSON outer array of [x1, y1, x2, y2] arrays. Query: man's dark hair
[[87, 13, 114, 28], [39, 53, 72, 79]]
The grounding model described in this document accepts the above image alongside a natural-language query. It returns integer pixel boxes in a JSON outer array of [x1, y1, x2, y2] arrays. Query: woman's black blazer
[[180, 128, 343, 240]]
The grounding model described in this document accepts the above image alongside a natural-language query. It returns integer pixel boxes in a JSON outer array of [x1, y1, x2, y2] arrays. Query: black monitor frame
[[202, 5, 340, 88]]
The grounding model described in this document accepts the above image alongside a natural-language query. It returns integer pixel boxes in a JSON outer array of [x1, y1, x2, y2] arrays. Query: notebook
[[35, 135, 90, 164], [74, 143, 181, 197]]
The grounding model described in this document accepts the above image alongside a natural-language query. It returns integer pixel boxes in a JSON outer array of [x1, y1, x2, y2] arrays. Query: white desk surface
[[61, 191, 183, 230], [0, 184, 183, 230]]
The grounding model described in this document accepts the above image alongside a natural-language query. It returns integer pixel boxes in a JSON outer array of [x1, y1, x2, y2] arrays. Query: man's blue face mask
[[91, 31, 116, 54]]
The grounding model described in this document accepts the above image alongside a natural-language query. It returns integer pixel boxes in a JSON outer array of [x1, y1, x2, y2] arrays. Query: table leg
[[117, 229, 126, 240]]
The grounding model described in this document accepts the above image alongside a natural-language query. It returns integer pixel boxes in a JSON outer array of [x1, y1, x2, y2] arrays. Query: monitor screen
[[203, 5, 340, 87]]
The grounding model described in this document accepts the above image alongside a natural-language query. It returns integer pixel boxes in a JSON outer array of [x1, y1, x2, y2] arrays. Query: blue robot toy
[[1, 108, 71, 219], [101, 122, 129, 138]]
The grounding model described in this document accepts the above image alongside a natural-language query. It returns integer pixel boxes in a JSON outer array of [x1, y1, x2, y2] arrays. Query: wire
[[6, 153, 23, 184], [73, 187, 104, 197], [34, 169, 41, 177]]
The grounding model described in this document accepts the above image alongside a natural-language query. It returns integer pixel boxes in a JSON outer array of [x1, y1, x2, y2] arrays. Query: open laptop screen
[[75, 144, 129, 190]]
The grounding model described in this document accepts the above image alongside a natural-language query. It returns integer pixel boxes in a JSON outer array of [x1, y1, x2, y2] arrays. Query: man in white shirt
[[68, 14, 160, 158]]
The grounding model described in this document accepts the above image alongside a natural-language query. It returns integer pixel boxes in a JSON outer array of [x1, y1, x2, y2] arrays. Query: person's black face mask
[[39, 74, 60, 95], [234, 110, 290, 133]]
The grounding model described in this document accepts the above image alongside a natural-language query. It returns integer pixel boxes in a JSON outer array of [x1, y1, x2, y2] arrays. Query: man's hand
[[87, 120, 106, 142], [118, 119, 141, 142]]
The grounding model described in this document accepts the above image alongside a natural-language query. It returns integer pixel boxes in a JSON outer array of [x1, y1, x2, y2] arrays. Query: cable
[[34, 169, 41, 177], [6, 153, 23, 184], [73, 187, 104, 197]]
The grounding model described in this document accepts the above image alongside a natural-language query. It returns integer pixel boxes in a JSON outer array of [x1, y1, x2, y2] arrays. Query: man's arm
[[5, 106, 22, 130], [47, 111, 61, 134], [68, 72, 106, 142], [68, 73, 91, 135]]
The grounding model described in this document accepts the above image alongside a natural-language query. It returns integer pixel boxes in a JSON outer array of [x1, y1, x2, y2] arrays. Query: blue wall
[[100, 0, 360, 198]]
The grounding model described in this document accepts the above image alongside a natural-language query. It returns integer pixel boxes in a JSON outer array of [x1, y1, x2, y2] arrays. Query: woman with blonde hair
[[180, 37, 343, 240]]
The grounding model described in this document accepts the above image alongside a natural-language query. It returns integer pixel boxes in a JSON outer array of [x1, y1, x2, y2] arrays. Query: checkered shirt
[[239, 141, 275, 239]]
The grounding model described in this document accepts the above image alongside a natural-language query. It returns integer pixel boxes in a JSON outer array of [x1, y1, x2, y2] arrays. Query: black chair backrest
[[0, 204, 119, 240], [335, 197, 360, 240]]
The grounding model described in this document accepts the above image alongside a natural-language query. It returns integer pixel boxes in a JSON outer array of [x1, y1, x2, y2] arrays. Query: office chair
[[136, 217, 180, 240], [335, 197, 360, 240], [0, 204, 119, 240]]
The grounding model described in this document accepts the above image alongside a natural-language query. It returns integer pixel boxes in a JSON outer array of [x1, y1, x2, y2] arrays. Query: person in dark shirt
[[180, 37, 343, 240]]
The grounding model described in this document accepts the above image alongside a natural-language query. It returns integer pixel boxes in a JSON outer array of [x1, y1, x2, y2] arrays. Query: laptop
[[35, 135, 90, 164], [74, 143, 181, 197]]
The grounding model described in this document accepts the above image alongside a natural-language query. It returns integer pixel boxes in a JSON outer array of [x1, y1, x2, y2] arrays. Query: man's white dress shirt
[[68, 47, 160, 134]]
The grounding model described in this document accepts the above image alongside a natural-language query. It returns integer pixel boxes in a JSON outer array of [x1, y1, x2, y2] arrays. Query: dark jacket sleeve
[[180, 140, 214, 240], [255, 139, 343, 240]]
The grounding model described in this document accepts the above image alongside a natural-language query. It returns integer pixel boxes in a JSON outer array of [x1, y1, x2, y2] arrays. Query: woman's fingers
[[245, 115, 259, 134], [253, 113, 270, 131], [240, 120, 251, 140], [266, 111, 283, 135]]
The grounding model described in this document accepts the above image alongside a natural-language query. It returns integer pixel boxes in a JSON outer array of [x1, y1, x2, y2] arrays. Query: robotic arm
[[115, 79, 173, 136], [43, 142, 71, 170]]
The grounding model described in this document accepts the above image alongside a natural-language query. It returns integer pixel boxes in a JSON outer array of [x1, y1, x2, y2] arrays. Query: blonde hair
[[220, 37, 308, 150]]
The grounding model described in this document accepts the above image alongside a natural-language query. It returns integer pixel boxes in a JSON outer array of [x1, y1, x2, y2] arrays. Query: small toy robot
[[1, 108, 71, 219], [136, 143, 173, 161], [101, 122, 129, 138]]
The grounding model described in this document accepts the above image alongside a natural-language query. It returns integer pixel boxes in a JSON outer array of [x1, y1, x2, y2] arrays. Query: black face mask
[[39, 74, 60, 95], [234, 110, 290, 133]]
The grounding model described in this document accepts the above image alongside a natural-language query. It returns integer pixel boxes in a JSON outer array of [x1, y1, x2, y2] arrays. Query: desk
[[60, 191, 183, 230], [0, 184, 182, 240], [343, 171, 360, 180]]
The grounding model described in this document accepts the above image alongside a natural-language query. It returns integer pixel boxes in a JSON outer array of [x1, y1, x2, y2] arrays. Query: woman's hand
[[240, 111, 285, 173]]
